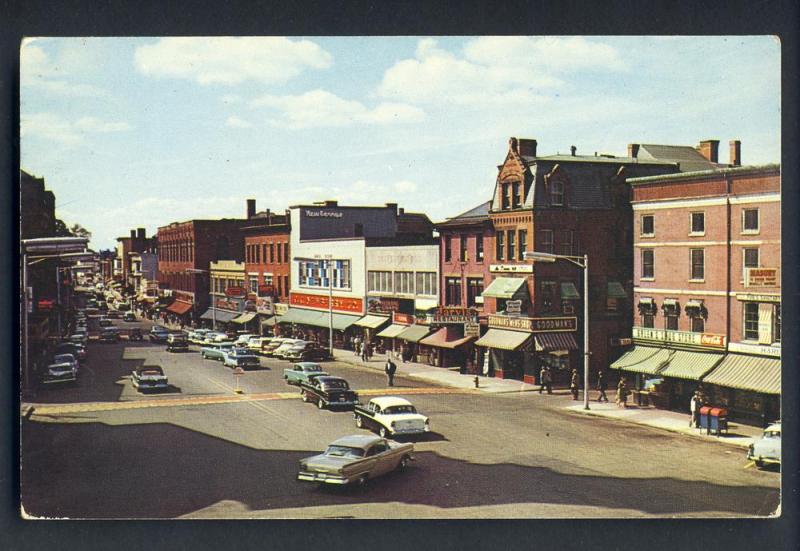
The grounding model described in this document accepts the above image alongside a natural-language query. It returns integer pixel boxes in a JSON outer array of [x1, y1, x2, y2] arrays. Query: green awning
[[261, 316, 277, 327], [475, 328, 531, 351], [231, 311, 257, 324], [659, 350, 724, 381], [702, 353, 781, 395], [200, 308, 239, 323], [610, 346, 670, 375], [560, 282, 581, 300], [482, 277, 528, 299], [276, 308, 360, 330], [396, 324, 432, 343], [354, 314, 391, 329], [607, 281, 627, 299], [376, 324, 409, 339]]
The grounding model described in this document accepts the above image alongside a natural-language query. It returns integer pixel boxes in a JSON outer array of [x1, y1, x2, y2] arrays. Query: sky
[[20, 36, 780, 251]]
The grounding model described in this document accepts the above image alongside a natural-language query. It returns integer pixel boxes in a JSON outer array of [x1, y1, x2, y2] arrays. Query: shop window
[[540, 280, 557, 313], [641, 249, 654, 279], [550, 180, 564, 206], [444, 236, 452, 262], [690, 249, 704, 281], [496, 232, 505, 261], [540, 229, 554, 254], [518, 229, 527, 261], [743, 302, 759, 340], [641, 214, 654, 237], [445, 277, 462, 306], [249, 276, 258, 293], [690, 212, 705, 235], [742, 208, 759, 233], [476, 234, 484, 262], [743, 247, 759, 281], [559, 230, 573, 256], [774, 305, 781, 342], [460, 234, 468, 262], [507, 230, 516, 260], [467, 278, 483, 307]]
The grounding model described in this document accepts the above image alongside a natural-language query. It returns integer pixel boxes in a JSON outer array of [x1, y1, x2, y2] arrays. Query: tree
[[53, 218, 72, 237], [69, 223, 92, 240]]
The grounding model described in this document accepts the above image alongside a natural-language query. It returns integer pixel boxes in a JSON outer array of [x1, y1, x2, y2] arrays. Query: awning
[[638, 297, 654, 306], [276, 307, 360, 331], [354, 314, 391, 329], [376, 324, 409, 339], [560, 282, 581, 300], [663, 298, 679, 307], [166, 301, 193, 315], [231, 311, 257, 324], [261, 316, 277, 327], [396, 324, 432, 343], [610, 346, 671, 375], [419, 327, 474, 349], [685, 300, 704, 309], [200, 308, 239, 323], [534, 332, 579, 352], [607, 281, 627, 299], [659, 350, 724, 381], [414, 298, 439, 312], [702, 353, 781, 395], [482, 277, 528, 299], [475, 328, 531, 351]]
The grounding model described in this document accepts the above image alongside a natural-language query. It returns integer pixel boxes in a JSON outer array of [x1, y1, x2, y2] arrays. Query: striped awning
[[231, 311, 257, 324], [659, 350, 724, 381], [560, 282, 581, 300], [702, 353, 781, 395], [534, 332, 579, 352], [166, 301, 193, 315], [377, 324, 409, 339], [396, 324, 432, 343], [482, 277, 528, 299], [610, 346, 670, 375], [419, 327, 474, 349], [475, 329, 531, 351], [354, 314, 391, 329]]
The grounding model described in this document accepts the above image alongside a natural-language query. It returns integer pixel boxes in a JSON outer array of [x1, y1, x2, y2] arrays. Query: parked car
[[200, 342, 235, 361], [353, 397, 431, 438], [123, 312, 136, 322], [234, 333, 258, 346], [98, 318, 113, 328], [149, 326, 171, 343], [246, 336, 272, 352], [166, 333, 189, 352], [55, 342, 87, 362], [68, 333, 88, 346], [284, 342, 333, 362], [202, 332, 230, 345], [261, 338, 294, 357], [129, 328, 144, 341], [131, 365, 169, 393], [747, 422, 781, 468], [41, 353, 79, 385], [222, 347, 261, 369], [273, 339, 308, 359], [188, 329, 210, 344], [297, 434, 414, 486], [284, 362, 328, 385], [99, 327, 120, 343], [300, 376, 359, 410]]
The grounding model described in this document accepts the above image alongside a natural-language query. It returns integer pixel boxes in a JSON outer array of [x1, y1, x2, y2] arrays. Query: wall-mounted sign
[[258, 284, 275, 297], [37, 299, 55, 311], [256, 297, 274, 315], [736, 292, 780, 303], [611, 337, 633, 346], [746, 268, 778, 287], [215, 297, 242, 312], [304, 209, 343, 219], [274, 303, 289, 316], [530, 317, 578, 332], [632, 326, 726, 349], [505, 300, 522, 314], [393, 312, 414, 326], [290, 292, 364, 314], [225, 286, 246, 297], [490, 264, 533, 274], [174, 291, 194, 303], [368, 296, 401, 314], [464, 322, 481, 338], [728, 341, 781, 358]]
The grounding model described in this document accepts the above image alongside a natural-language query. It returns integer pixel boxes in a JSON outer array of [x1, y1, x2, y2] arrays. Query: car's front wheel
[[397, 455, 410, 471], [317, 398, 325, 410], [755, 459, 764, 468], [379, 426, 388, 438], [301, 390, 309, 403], [355, 415, 363, 428]]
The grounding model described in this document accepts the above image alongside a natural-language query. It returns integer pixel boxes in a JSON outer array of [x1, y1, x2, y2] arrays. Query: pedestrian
[[361, 341, 369, 362], [570, 369, 580, 400], [385, 357, 397, 387], [596, 370, 609, 402], [690, 390, 701, 427], [366, 342, 373, 360], [353, 336, 361, 356], [539, 366, 547, 394], [616, 377, 628, 408], [543, 367, 553, 394]]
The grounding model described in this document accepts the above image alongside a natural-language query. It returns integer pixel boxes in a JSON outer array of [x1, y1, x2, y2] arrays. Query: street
[[21, 319, 780, 519]]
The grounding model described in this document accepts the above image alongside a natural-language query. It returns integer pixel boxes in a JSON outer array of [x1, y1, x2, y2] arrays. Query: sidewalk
[[332, 348, 762, 449]]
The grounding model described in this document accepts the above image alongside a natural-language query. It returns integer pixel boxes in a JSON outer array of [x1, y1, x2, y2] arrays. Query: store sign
[[304, 209, 343, 219], [258, 284, 275, 297], [256, 297, 274, 315], [274, 303, 289, 316], [489, 315, 534, 332], [505, 300, 522, 314], [225, 286, 246, 297], [368, 297, 401, 314], [632, 326, 726, 349], [431, 307, 477, 324], [746, 268, 778, 287], [736, 292, 780, 303], [215, 298, 242, 312], [174, 291, 194, 303], [728, 341, 781, 358], [393, 312, 414, 326], [37, 299, 55, 311], [290, 292, 363, 314], [489, 264, 533, 274], [531, 317, 578, 332], [464, 322, 481, 338]]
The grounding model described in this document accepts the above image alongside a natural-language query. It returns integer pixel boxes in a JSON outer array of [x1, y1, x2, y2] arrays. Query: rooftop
[[628, 163, 780, 185]]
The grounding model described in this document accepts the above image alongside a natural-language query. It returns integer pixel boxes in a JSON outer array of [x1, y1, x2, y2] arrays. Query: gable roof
[[636, 144, 721, 173], [436, 201, 491, 227]]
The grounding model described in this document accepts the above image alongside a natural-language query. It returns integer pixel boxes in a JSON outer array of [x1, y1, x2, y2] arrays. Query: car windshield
[[325, 446, 365, 458], [324, 380, 349, 390], [764, 430, 781, 439], [383, 405, 417, 415], [53, 355, 74, 364], [304, 365, 322, 372], [140, 369, 164, 377], [233, 348, 250, 355]]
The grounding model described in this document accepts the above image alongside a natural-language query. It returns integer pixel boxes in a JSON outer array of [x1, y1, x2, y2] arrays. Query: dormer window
[[511, 182, 521, 208], [550, 180, 564, 206]]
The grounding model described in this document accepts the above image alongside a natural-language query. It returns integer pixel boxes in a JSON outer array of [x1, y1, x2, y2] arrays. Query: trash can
[[709, 407, 729, 435], [699, 406, 712, 432]]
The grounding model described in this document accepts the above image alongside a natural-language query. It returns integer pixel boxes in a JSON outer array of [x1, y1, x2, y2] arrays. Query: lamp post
[[524, 251, 590, 410]]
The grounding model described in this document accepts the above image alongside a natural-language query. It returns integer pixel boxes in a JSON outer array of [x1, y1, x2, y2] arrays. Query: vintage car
[[131, 365, 169, 392], [166, 333, 189, 352], [222, 347, 261, 369], [55, 341, 87, 362], [201, 332, 231, 345], [106, 310, 122, 319], [41, 353, 79, 385], [297, 434, 414, 486], [747, 422, 781, 468], [200, 342, 235, 361], [262, 338, 296, 357], [283, 362, 329, 385], [246, 336, 272, 352], [284, 342, 333, 362], [149, 326, 171, 343], [234, 333, 258, 346], [98, 317, 113, 327], [353, 396, 431, 438], [187, 329, 210, 344], [273, 339, 308, 359], [99, 327, 120, 343], [300, 376, 359, 410], [123, 312, 137, 322]]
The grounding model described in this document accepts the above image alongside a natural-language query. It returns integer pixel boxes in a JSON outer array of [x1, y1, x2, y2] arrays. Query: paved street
[[21, 320, 780, 519]]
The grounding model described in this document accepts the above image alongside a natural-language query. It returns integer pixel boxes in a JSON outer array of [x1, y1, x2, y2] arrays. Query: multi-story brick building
[[476, 137, 680, 382], [115, 228, 157, 293], [616, 162, 780, 426]]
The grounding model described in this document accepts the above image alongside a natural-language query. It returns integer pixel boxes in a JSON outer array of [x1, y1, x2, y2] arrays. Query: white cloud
[[134, 37, 333, 86], [393, 180, 418, 193], [20, 42, 108, 97], [250, 89, 424, 129], [222, 94, 242, 104], [22, 112, 131, 147], [378, 36, 625, 106], [225, 116, 253, 129]]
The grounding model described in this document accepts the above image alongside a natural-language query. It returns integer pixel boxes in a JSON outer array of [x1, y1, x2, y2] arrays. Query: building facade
[[617, 163, 781, 426]]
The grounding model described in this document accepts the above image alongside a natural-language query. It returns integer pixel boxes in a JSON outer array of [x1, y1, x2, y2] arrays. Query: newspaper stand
[[709, 407, 729, 436], [699, 406, 712, 433]]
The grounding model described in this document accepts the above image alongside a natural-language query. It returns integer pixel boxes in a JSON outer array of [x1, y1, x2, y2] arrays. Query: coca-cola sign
[[225, 286, 246, 297]]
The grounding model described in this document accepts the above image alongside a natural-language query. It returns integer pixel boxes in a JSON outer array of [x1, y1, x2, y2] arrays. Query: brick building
[[114, 228, 157, 292], [616, 162, 780, 426]]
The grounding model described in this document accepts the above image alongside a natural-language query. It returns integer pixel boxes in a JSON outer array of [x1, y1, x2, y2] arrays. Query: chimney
[[729, 140, 742, 166], [399, 207, 405, 215], [130, 229, 136, 239], [628, 144, 640, 158], [324, 200, 338, 207], [570, 145, 577, 156], [696, 140, 720, 163], [137, 227, 146, 239], [510, 137, 537, 158], [385, 202, 398, 213], [246, 199, 256, 219], [265, 209, 272, 224]]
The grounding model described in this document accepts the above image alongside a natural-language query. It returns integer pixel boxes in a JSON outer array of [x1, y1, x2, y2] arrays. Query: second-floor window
[[641, 249, 654, 279], [249, 276, 258, 293], [559, 230, 573, 256], [466, 278, 483, 307], [518, 229, 527, 261], [368, 271, 393, 293], [415, 272, 437, 297], [445, 236, 452, 262], [476, 234, 484, 262], [540, 280, 557, 313], [496, 232, 505, 261], [445, 277, 462, 306], [541, 229, 554, 254], [394, 271, 414, 295], [269, 243, 274, 263], [743, 247, 760, 280], [690, 212, 705, 235], [507, 230, 516, 260], [283, 243, 289, 264], [460, 234, 468, 262], [690, 248, 705, 280], [550, 180, 564, 206], [743, 302, 759, 340], [641, 214, 654, 236], [774, 305, 781, 342], [742, 208, 759, 233], [277, 243, 283, 263]]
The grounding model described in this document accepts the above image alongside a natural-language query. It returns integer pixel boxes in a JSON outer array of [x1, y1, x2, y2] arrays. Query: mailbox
[[699, 406, 713, 432], [709, 407, 729, 435]]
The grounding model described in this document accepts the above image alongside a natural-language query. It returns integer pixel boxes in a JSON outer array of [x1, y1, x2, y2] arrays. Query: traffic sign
[[232, 367, 245, 376]]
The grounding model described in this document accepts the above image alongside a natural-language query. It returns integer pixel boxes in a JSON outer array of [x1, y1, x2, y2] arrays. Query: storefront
[[276, 306, 361, 348], [418, 325, 475, 370], [165, 291, 194, 326], [353, 314, 391, 352], [375, 312, 413, 357], [199, 296, 245, 330], [395, 323, 433, 363]]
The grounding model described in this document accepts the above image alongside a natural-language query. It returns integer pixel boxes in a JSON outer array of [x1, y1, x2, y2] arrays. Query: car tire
[[317, 398, 325, 410], [379, 426, 388, 438], [398, 455, 410, 471], [301, 390, 309, 403], [201, 352, 206, 359], [755, 459, 764, 468], [355, 475, 368, 489], [355, 415, 363, 428]]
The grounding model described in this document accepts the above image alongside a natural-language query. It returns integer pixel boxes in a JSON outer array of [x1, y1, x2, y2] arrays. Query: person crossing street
[[385, 356, 397, 387]]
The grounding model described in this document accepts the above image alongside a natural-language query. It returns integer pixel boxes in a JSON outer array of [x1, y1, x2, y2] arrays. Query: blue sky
[[20, 36, 780, 251]]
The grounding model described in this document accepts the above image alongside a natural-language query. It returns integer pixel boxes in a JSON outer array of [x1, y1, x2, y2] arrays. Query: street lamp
[[524, 250, 590, 410]]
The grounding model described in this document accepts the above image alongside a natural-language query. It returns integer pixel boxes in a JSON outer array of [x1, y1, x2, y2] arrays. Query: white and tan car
[[353, 396, 430, 438]]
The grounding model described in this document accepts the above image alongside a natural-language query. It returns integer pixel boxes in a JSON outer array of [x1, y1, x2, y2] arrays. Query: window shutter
[[758, 304, 773, 344]]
